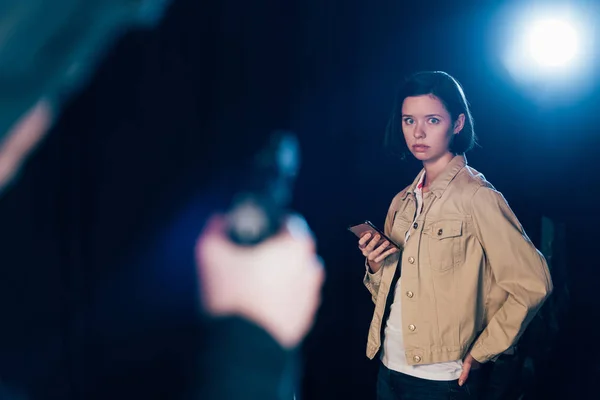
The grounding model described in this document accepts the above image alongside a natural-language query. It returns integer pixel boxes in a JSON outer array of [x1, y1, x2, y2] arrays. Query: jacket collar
[[402, 155, 467, 200]]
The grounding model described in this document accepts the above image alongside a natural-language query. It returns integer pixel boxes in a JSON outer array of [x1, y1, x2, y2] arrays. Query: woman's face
[[401, 94, 464, 163]]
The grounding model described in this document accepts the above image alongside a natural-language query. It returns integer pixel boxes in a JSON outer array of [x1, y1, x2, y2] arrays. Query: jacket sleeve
[[469, 186, 553, 363], [363, 262, 384, 304], [363, 195, 400, 304]]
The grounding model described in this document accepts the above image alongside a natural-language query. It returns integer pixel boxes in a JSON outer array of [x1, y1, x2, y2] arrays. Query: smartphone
[[348, 220, 400, 249]]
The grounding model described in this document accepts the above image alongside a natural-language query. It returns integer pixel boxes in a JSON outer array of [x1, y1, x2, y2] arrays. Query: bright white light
[[495, 1, 596, 98], [525, 18, 580, 68], [491, 1, 598, 104]]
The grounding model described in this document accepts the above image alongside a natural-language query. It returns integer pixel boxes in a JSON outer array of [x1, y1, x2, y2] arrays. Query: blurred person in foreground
[[0, 1, 324, 399]]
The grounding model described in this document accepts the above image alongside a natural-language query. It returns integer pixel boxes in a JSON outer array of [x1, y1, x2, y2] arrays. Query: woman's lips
[[412, 144, 429, 152]]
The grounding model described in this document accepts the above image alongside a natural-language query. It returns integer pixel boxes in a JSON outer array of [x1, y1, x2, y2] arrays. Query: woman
[[358, 71, 553, 400]]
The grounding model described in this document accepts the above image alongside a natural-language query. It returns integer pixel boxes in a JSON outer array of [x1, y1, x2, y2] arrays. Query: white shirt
[[379, 172, 463, 381]]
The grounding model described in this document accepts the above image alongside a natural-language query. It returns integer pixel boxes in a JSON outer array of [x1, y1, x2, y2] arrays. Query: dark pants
[[377, 362, 483, 400]]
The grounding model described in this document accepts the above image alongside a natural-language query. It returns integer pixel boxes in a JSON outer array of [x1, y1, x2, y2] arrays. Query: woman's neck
[[422, 152, 455, 189]]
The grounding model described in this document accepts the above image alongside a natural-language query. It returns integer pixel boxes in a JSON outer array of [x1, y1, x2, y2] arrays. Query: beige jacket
[[363, 155, 552, 365]]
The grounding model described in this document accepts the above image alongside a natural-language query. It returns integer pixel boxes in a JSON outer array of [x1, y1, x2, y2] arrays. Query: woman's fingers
[[367, 239, 388, 259], [358, 233, 395, 261], [366, 235, 381, 252], [358, 232, 371, 248], [374, 246, 398, 263]]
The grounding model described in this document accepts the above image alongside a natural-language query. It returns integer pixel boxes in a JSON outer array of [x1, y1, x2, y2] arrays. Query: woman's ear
[[453, 114, 465, 134]]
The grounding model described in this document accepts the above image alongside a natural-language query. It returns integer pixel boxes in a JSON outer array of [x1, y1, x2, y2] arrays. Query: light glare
[[526, 18, 579, 68]]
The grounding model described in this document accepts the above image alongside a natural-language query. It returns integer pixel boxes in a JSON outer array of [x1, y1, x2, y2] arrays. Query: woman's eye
[[403, 117, 414, 125], [428, 117, 440, 124]]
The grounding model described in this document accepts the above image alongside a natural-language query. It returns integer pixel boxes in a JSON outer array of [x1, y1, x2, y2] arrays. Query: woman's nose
[[413, 123, 425, 138]]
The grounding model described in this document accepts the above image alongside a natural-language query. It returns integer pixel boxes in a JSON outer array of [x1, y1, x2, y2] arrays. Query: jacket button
[[408, 324, 416, 331], [413, 355, 422, 363], [437, 228, 443, 236], [413, 222, 418, 229], [408, 257, 415, 264], [406, 291, 414, 298]]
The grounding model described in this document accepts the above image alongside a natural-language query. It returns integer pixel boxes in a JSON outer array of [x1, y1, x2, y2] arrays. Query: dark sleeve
[[192, 316, 296, 400]]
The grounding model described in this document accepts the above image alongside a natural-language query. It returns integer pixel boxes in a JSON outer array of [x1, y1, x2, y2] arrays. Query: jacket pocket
[[423, 219, 464, 271]]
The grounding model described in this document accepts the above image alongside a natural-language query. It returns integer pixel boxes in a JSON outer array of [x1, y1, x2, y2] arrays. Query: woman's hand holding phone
[[358, 232, 398, 273]]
